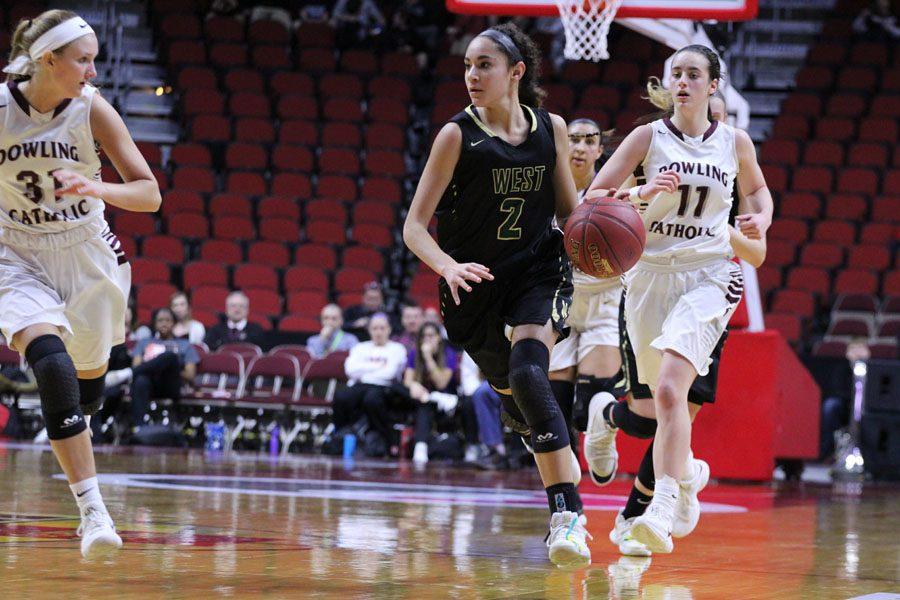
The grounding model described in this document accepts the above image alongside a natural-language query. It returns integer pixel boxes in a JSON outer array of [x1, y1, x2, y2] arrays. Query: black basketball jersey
[[436, 104, 558, 278]]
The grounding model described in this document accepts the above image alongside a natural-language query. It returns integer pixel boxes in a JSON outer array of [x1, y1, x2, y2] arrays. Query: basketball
[[563, 199, 646, 278]]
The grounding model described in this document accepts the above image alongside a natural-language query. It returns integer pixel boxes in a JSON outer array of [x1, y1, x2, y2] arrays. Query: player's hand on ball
[[735, 213, 770, 240], [440, 262, 493, 305], [53, 169, 106, 198], [642, 171, 680, 197]]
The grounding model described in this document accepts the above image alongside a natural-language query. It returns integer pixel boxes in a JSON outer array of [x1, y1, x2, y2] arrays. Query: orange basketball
[[563, 199, 646, 278]]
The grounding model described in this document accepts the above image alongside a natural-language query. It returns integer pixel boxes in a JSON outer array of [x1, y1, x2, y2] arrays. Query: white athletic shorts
[[623, 257, 742, 389], [0, 219, 131, 371], [550, 284, 622, 372]]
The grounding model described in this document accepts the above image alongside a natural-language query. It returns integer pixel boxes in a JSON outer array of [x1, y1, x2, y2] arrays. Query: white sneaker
[[609, 509, 652, 556], [412, 441, 428, 464], [630, 503, 674, 554], [584, 392, 618, 486], [104, 368, 132, 388], [77, 503, 122, 559], [672, 458, 709, 538], [546, 511, 592, 568]]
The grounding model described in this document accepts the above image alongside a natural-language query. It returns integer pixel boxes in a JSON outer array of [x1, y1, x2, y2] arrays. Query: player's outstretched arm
[[585, 124, 653, 200], [549, 113, 578, 220], [734, 128, 773, 240], [54, 94, 161, 212], [403, 123, 493, 306]]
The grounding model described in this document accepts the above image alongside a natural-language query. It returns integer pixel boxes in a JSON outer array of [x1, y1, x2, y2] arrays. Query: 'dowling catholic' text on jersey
[[0, 81, 104, 233]]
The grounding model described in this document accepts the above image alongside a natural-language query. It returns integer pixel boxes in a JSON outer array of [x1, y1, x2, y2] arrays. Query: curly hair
[[481, 22, 546, 108]]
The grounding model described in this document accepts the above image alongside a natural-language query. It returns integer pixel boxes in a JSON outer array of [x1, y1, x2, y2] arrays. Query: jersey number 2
[[676, 185, 710, 218], [497, 197, 524, 240]]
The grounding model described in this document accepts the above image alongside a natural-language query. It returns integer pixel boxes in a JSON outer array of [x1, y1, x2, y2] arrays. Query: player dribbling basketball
[[403, 23, 592, 568], [585, 45, 773, 554]]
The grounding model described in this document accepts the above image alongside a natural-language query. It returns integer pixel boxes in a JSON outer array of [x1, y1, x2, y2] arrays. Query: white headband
[[2, 17, 95, 76]]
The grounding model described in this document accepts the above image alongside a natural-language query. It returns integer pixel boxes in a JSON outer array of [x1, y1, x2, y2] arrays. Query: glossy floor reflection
[[1, 443, 898, 599]]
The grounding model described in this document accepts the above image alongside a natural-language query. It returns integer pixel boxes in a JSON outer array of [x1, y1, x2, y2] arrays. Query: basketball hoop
[[554, 0, 623, 61]]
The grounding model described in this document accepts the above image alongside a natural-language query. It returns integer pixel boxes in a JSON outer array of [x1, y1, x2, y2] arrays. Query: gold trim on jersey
[[464, 104, 538, 138]]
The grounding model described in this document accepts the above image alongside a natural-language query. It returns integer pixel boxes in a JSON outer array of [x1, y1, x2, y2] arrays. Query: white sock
[[680, 451, 696, 485], [653, 475, 679, 517], [70, 476, 103, 512]]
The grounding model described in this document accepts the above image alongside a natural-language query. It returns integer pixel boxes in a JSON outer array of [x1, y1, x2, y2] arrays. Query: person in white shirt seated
[[332, 313, 407, 456]]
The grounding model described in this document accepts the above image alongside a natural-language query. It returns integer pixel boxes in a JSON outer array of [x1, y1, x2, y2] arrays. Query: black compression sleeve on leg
[[606, 400, 658, 439], [78, 376, 106, 416], [25, 335, 86, 440], [622, 441, 656, 519], [637, 439, 656, 490], [508, 339, 570, 454], [573, 373, 623, 432]]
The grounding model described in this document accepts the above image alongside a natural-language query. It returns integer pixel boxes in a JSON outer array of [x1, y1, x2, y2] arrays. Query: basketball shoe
[[672, 456, 709, 538], [584, 392, 618, 485], [609, 509, 652, 556], [546, 511, 592, 568], [78, 503, 122, 559], [630, 476, 678, 554]]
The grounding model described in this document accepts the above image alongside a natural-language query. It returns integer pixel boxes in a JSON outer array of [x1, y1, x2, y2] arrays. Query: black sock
[[546, 482, 583, 514], [622, 485, 654, 520]]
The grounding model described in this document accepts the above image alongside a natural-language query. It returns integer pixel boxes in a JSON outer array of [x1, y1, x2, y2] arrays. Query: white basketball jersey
[[571, 187, 621, 292], [0, 81, 104, 234], [633, 118, 737, 265]]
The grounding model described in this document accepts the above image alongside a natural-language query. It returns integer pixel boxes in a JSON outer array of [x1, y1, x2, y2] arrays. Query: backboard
[[446, 0, 758, 20]]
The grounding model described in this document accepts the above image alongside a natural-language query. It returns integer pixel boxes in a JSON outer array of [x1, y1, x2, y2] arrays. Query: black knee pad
[[508, 339, 569, 453], [78, 376, 106, 416], [25, 335, 86, 440], [611, 401, 657, 439], [573, 372, 623, 432]]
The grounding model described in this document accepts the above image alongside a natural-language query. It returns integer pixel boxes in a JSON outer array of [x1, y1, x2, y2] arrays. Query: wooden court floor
[[0, 443, 898, 599]]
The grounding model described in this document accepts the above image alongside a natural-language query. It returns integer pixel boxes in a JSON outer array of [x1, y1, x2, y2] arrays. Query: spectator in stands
[[332, 0, 386, 48], [306, 303, 359, 358], [170, 292, 206, 345], [204, 291, 265, 351], [390, 0, 443, 56], [460, 351, 509, 470], [853, 0, 900, 39], [344, 281, 387, 331], [331, 313, 407, 456], [393, 303, 424, 355], [105, 307, 200, 429], [402, 322, 459, 464], [820, 339, 871, 459], [422, 304, 448, 339]]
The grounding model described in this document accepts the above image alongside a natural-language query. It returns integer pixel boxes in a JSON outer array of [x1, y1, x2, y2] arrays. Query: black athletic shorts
[[618, 290, 727, 405], [440, 234, 573, 391]]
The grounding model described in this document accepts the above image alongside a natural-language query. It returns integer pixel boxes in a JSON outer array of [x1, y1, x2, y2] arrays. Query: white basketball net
[[554, 0, 624, 61]]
